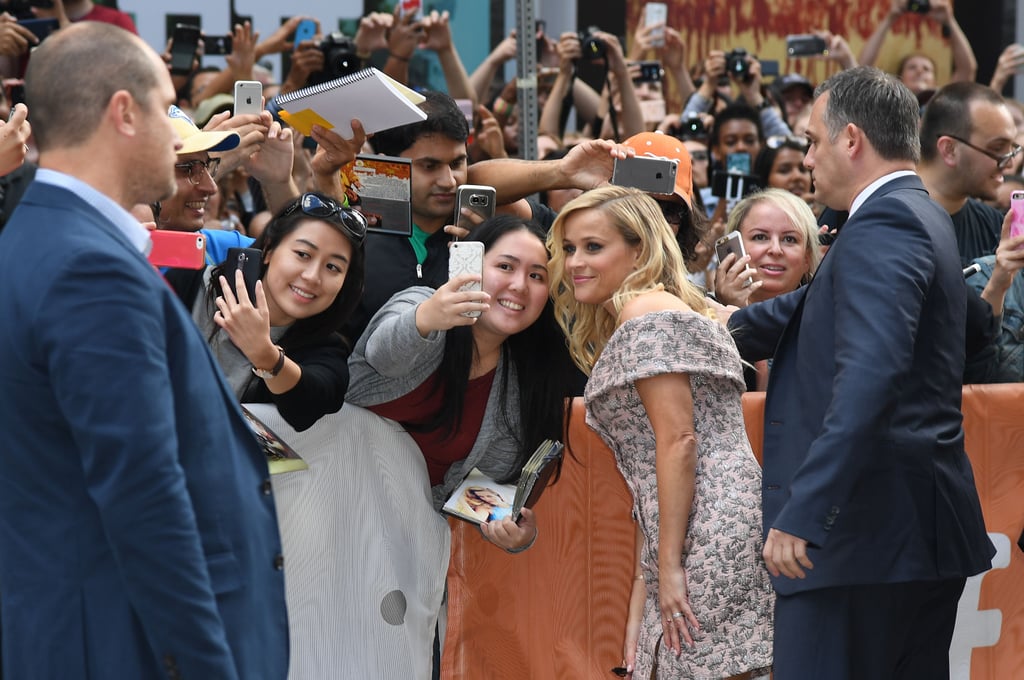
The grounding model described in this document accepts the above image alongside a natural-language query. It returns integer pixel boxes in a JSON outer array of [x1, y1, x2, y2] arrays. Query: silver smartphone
[[611, 155, 678, 195], [715, 232, 752, 287], [448, 241, 485, 318], [233, 80, 263, 117], [454, 184, 496, 233], [715, 231, 745, 264], [644, 2, 667, 48]]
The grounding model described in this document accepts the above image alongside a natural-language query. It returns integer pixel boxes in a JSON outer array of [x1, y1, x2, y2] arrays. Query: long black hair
[[407, 214, 572, 482], [207, 191, 366, 351]]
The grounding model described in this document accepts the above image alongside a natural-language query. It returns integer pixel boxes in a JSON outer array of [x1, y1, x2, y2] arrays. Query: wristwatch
[[252, 346, 286, 380]]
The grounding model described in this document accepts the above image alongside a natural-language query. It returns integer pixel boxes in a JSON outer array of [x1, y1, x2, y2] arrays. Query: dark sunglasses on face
[[282, 193, 367, 245]]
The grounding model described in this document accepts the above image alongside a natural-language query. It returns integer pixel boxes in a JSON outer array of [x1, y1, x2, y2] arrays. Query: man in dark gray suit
[[729, 66, 994, 679]]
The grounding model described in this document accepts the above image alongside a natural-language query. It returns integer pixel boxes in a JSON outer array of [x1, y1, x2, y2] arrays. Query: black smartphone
[[204, 34, 233, 56], [17, 17, 59, 43], [786, 34, 828, 58], [225, 247, 262, 305], [6, 81, 26, 107], [170, 24, 201, 76], [633, 60, 663, 84]]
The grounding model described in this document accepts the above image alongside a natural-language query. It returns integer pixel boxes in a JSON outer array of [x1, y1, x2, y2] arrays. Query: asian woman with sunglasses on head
[[166, 191, 366, 431]]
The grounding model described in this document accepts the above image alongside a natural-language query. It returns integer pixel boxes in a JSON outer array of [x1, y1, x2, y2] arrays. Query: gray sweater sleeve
[[346, 286, 525, 509], [346, 286, 445, 407]]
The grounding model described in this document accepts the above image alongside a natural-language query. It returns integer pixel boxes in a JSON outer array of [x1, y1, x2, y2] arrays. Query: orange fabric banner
[[444, 386, 1024, 679]]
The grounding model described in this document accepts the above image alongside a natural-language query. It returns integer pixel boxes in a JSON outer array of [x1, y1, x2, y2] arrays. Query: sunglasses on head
[[766, 134, 810, 150], [282, 193, 367, 244]]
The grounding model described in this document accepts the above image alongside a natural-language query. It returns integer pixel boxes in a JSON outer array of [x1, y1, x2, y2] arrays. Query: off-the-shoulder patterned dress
[[585, 310, 773, 679]]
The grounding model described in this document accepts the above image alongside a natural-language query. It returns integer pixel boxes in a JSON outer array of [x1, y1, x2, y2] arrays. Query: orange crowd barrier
[[443, 386, 1024, 679]]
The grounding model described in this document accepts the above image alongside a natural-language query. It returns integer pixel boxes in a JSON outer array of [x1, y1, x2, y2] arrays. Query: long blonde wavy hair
[[547, 185, 714, 374]]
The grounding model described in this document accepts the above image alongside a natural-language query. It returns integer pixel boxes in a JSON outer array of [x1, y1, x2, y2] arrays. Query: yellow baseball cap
[[168, 105, 240, 155]]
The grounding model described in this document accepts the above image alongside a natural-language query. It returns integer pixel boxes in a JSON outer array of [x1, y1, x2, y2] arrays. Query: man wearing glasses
[[918, 81, 1021, 266], [154, 105, 240, 234]]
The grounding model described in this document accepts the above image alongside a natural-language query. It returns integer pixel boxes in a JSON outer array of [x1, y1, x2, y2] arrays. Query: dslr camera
[[310, 32, 361, 84], [906, 0, 930, 13], [725, 48, 752, 83], [576, 27, 606, 62], [681, 113, 706, 138]]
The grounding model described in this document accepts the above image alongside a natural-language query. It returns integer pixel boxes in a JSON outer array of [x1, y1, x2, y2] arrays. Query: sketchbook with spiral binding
[[277, 67, 427, 137]]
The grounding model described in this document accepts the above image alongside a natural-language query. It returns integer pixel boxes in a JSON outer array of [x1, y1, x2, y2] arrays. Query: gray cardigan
[[347, 287, 523, 509]]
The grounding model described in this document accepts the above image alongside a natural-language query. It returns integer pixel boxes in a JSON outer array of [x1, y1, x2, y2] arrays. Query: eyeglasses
[[689, 150, 709, 162], [175, 158, 220, 184], [941, 134, 1023, 170], [282, 193, 367, 245], [766, 134, 810, 150]]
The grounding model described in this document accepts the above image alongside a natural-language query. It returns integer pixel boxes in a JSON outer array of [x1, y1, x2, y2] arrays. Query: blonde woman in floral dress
[[548, 185, 772, 679]]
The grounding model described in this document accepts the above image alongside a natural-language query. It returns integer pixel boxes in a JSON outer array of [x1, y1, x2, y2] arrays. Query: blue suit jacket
[[730, 175, 994, 596], [0, 182, 288, 679]]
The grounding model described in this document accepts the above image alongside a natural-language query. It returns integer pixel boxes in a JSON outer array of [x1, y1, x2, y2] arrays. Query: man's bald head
[[25, 22, 164, 152]]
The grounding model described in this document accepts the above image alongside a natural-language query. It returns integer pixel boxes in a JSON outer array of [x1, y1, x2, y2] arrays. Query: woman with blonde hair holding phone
[[548, 185, 772, 679]]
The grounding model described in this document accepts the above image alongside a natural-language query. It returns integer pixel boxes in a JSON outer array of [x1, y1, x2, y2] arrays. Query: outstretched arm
[[858, 0, 903, 68], [421, 10, 475, 104], [931, 0, 977, 83]]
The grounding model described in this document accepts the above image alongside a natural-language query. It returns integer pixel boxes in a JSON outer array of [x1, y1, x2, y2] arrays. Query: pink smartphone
[[148, 230, 206, 269], [1010, 190, 1024, 243]]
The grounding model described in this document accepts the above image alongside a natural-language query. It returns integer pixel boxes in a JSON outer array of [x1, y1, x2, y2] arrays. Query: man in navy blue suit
[[729, 66, 994, 679], [0, 22, 288, 679]]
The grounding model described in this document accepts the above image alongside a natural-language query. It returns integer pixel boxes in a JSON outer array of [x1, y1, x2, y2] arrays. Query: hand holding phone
[[644, 3, 667, 48], [292, 19, 317, 51], [225, 247, 263, 305], [454, 185, 496, 234], [149, 231, 206, 269], [448, 241, 485, 318], [170, 24, 200, 76], [1010, 190, 1024, 247], [233, 80, 263, 117], [786, 34, 828, 58], [715, 232, 753, 288], [611, 156, 678, 195]]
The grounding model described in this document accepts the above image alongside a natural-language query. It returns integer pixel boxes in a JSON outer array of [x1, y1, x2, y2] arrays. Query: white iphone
[[644, 3, 667, 48], [233, 80, 263, 117], [449, 241, 485, 318]]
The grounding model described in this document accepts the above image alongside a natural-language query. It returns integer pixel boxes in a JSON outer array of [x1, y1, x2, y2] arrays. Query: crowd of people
[[0, 2, 1019, 679]]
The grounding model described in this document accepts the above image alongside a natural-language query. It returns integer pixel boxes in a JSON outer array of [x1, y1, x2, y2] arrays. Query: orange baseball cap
[[622, 131, 695, 208]]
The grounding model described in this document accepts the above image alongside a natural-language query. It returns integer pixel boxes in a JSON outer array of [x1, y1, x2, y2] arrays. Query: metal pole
[[515, 0, 538, 161]]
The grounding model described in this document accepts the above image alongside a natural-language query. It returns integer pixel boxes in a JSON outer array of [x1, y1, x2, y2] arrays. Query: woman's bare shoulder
[[618, 290, 692, 325]]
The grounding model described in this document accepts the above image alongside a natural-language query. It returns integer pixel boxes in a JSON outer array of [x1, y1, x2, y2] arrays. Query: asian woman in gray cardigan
[[347, 215, 574, 552]]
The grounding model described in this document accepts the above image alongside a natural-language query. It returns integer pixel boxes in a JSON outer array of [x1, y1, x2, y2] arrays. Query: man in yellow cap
[[156, 105, 240, 233]]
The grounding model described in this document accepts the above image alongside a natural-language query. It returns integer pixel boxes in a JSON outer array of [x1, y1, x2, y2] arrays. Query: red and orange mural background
[[624, 0, 955, 108]]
